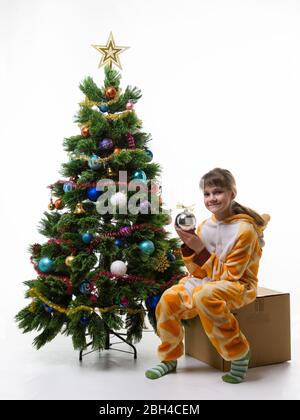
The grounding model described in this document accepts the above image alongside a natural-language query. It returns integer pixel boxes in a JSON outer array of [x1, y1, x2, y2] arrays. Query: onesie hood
[[211, 213, 270, 247]]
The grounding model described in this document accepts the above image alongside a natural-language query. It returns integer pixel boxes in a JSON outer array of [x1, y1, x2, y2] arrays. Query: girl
[[145, 168, 270, 384]]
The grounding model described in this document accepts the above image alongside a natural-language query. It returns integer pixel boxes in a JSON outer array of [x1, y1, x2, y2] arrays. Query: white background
[[1, 0, 299, 400]]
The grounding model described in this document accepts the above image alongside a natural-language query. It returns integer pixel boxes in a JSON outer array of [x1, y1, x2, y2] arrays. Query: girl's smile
[[204, 186, 235, 220]]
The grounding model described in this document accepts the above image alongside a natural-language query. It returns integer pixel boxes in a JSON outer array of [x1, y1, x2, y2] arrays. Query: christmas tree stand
[[79, 325, 137, 362]]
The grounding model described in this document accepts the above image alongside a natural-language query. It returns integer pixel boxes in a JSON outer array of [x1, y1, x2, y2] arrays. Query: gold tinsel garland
[[29, 288, 146, 316], [79, 90, 122, 108]]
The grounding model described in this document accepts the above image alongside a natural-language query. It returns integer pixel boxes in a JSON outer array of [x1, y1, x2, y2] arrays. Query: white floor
[[0, 315, 299, 400]]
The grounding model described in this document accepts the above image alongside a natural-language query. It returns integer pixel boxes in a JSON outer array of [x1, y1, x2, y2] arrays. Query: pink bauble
[[120, 297, 129, 307], [126, 102, 134, 110]]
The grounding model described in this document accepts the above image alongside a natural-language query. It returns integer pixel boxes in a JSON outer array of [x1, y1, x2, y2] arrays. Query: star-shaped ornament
[[92, 32, 129, 70]]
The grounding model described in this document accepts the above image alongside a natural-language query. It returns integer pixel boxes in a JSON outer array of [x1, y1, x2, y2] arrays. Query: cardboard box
[[184, 287, 291, 371]]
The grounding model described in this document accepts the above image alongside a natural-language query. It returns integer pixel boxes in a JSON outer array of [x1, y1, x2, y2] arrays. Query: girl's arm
[[176, 227, 211, 278]]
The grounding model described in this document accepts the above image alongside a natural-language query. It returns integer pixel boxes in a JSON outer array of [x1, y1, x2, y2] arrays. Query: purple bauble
[[139, 200, 151, 212], [99, 138, 114, 151], [119, 226, 131, 236]]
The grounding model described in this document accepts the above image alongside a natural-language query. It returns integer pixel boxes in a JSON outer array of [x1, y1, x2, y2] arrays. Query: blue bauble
[[131, 169, 147, 181], [79, 280, 91, 294], [63, 182, 74, 193], [138, 240, 155, 255], [145, 149, 153, 161], [99, 104, 109, 113], [146, 294, 161, 310], [114, 239, 124, 248], [42, 303, 54, 313], [80, 316, 89, 326], [167, 252, 176, 262], [88, 154, 101, 170], [87, 187, 102, 202], [82, 232, 93, 244], [38, 257, 54, 273]]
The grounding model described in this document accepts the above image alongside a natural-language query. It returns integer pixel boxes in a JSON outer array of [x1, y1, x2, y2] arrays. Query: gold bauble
[[65, 256, 75, 267], [74, 202, 85, 214], [165, 214, 172, 225], [48, 202, 55, 211]]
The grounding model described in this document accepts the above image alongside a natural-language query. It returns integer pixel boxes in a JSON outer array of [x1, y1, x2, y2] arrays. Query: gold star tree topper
[[92, 32, 129, 70]]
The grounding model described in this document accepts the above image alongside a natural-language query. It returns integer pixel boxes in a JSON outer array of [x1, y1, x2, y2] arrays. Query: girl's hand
[[175, 227, 204, 254]]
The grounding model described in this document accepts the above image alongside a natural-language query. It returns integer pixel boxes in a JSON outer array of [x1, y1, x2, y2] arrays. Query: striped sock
[[222, 350, 251, 384], [145, 360, 177, 380]]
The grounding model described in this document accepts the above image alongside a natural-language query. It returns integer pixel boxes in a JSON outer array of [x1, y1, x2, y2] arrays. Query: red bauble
[[54, 198, 64, 209], [113, 147, 122, 154], [90, 294, 97, 304], [81, 126, 90, 137], [105, 86, 117, 99]]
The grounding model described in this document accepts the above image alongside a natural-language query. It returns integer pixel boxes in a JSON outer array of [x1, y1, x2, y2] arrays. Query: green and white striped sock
[[145, 360, 177, 380], [222, 350, 251, 384]]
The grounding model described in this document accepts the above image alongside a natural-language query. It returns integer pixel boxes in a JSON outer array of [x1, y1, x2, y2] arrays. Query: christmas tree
[[16, 34, 185, 355]]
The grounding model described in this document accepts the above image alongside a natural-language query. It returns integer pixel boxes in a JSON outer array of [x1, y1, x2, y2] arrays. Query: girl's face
[[203, 185, 235, 219]]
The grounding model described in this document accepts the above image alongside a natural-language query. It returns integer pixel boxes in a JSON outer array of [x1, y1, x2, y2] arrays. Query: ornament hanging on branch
[[105, 86, 117, 99], [138, 240, 155, 255], [120, 297, 129, 307], [65, 255, 75, 267], [146, 294, 161, 310], [155, 254, 170, 272], [38, 257, 54, 273], [131, 169, 147, 182], [113, 147, 122, 154], [80, 316, 89, 326], [126, 102, 134, 110], [127, 133, 136, 149], [73, 202, 85, 214], [80, 126, 90, 138], [82, 232, 93, 244], [48, 199, 55, 211], [32, 243, 42, 257], [98, 138, 114, 157], [54, 198, 64, 210], [110, 260, 127, 276], [43, 303, 54, 313], [145, 149, 153, 161], [63, 182, 75, 193], [79, 280, 91, 295], [99, 103, 109, 113], [87, 186, 102, 202], [88, 154, 102, 170]]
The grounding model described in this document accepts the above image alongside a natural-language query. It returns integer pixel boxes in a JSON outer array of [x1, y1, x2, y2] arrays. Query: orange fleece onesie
[[156, 213, 269, 362]]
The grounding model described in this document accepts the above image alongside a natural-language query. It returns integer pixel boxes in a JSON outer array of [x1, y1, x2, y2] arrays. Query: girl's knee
[[192, 283, 213, 306]]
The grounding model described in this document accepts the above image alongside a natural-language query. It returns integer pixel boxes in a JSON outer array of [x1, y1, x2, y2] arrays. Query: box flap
[[257, 287, 289, 297]]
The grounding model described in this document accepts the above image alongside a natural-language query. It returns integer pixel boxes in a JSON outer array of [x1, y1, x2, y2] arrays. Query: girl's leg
[[193, 280, 254, 383], [145, 282, 197, 380]]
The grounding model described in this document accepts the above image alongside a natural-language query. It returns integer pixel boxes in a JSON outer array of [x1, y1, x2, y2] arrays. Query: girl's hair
[[199, 168, 265, 227]]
